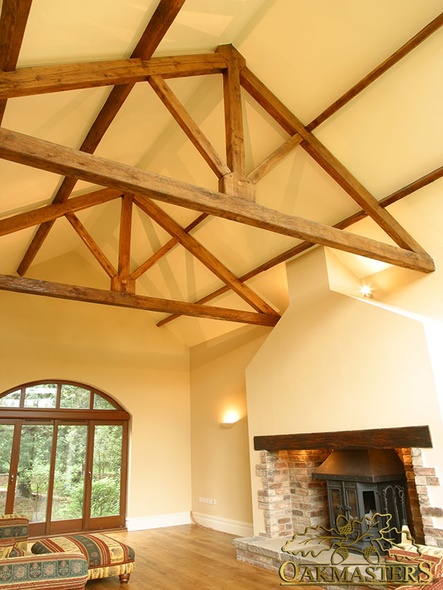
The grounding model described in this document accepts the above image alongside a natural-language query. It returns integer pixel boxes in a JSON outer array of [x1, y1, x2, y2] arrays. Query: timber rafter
[[0, 1, 441, 326]]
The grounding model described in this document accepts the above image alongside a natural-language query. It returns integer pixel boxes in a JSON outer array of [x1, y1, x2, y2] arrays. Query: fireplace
[[312, 449, 408, 551], [234, 426, 443, 572]]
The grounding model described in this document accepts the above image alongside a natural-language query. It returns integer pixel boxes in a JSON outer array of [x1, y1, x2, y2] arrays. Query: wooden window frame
[[0, 380, 130, 536]]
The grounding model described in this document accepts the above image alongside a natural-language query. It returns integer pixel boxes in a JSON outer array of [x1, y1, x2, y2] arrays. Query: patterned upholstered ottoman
[[0, 514, 88, 590], [31, 533, 135, 584]]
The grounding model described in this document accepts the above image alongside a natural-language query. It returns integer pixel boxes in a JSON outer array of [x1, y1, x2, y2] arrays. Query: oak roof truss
[[0, 1, 441, 327]]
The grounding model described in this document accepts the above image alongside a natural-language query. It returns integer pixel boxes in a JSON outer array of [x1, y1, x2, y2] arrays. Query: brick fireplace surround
[[234, 427, 443, 572]]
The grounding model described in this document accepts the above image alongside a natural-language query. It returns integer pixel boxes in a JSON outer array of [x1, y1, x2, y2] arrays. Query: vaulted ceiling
[[0, 0, 442, 345]]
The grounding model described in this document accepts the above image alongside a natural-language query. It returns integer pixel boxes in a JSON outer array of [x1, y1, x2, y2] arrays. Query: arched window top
[[0, 381, 127, 415]]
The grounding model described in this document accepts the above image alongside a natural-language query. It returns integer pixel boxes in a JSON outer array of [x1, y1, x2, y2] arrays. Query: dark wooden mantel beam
[[254, 425, 432, 451]]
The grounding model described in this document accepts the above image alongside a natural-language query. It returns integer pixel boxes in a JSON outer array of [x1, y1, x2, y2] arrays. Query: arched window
[[0, 381, 129, 536]]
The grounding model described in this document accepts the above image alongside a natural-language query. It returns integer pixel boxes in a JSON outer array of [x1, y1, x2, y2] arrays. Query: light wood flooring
[[85, 524, 298, 590]]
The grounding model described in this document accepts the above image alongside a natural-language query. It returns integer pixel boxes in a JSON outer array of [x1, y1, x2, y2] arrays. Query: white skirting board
[[126, 512, 192, 531], [191, 512, 253, 537], [126, 512, 253, 537]]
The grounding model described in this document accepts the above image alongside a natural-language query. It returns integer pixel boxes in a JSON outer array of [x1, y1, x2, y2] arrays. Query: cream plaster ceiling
[[0, 0, 442, 346]]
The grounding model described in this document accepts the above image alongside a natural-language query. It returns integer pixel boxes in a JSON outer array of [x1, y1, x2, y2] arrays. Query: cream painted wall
[[246, 246, 443, 535], [0, 254, 191, 525], [189, 325, 270, 535], [0, 250, 272, 534]]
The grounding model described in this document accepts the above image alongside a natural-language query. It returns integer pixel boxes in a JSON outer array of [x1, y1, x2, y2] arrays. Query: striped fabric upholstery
[[31, 533, 135, 581], [387, 546, 443, 590], [0, 514, 88, 590], [0, 514, 29, 551], [0, 553, 88, 590]]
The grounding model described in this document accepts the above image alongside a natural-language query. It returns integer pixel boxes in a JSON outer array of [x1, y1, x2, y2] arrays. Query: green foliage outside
[[0, 418, 122, 522], [90, 425, 122, 518], [0, 425, 14, 474]]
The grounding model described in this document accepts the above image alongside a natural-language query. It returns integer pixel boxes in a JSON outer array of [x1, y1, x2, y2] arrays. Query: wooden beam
[[17, 177, 83, 274], [65, 212, 117, 279], [0, 54, 227, 99], [119, 193, 133, 279], [131, 0, 186, 58], [307, 12, 443, 131], [9, 9, 441, 281], [17, 0, 186, 276], [0, 127, 435, 274], [0, 274, 279, 326], [157, 164, 443, 326], [67, 0, 188, 154], [254, 426, 432, 451], [240, 67, 429, 256], [134, 196, 279, 316], [140, 14, 443, 296], [0, 408, 129, 421], [216, 45, 254, 200], [157, 17, 443, 326], [0, 0, 33, 123], [13, 10, 440, 275], [130, 213, 208, 280], [238, 14, 443, 187], [250, 166, 443, 273], [217, 45, 246, 174], [112, 194, 134, 293], [0, 188, 121, 236], [0, 0, 33, 70], [247, 134, 303, 185], [380, 165, 443, 209], [148, 75, 230, 178]]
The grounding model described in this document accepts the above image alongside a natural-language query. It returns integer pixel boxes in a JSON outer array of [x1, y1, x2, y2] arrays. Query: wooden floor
[[85, 524, 292, 589]]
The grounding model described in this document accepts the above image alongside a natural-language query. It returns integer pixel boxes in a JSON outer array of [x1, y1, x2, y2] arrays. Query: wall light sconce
[[221, 409, 240, 428], [360, 284, 373, 298]]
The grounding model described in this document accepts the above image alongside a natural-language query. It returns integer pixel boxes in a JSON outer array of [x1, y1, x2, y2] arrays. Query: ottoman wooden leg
[[119, 573, 131, 584]]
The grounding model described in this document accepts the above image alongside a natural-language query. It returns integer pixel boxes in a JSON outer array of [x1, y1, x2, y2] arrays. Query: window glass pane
[[91, 425, 122, 518], [345, 486, 360, 540], [93, 393, 115, 410], [0, 390, 21, 407], [346, 488, 358, 520], [60, 384, 91, 409], [14, 424, 53, 523], [24, 384, 57, 408], [330, 487, 342, 525], [52, 425, 87, 521], [0, 424, 14, 514]]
